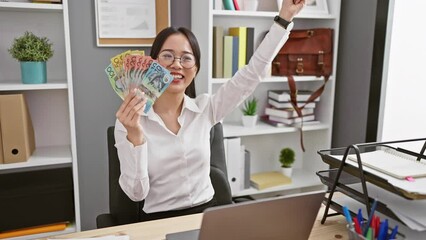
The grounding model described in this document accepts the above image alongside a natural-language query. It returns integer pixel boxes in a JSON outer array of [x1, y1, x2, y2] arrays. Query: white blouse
[[115, 23, 290, 213]]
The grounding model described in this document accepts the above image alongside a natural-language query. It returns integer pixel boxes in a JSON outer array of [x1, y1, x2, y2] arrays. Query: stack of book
[[212, 26, 255, 78], [262, 90, 319, 127]]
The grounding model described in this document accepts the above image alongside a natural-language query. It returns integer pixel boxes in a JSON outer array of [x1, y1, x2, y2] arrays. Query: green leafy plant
[[8, 31, 53, 62], [242, 97, 258, 116], [279, 147, 295, 168]]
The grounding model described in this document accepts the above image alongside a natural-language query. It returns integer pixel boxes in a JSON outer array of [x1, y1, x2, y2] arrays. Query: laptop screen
[[166, 190, 325, 240]]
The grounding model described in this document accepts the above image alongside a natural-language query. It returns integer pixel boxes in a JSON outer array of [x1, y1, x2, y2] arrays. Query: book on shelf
[[269, 114, 315, 125], [223, 35, 234, 78], [232, 0, 240, 10], [243, 149, 251, 189], [347, 148, 426, 179], [260, 115, 320, 127], [268, 90, 319, 102], [222, 0, 235, 10], [228, 27, 247, 70], [246, 27, 254, 64], [31, 0, 62, 3], [231, 36, 239, 76], [268, 99, 316, 109], [265, 107, 314, 118], [250, 171, 292, 190], [212, 26, 224, 78]]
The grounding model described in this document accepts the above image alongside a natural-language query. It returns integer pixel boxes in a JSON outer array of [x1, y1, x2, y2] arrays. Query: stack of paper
[[348, 183, 426, 232], [332, 153, 426, 197]]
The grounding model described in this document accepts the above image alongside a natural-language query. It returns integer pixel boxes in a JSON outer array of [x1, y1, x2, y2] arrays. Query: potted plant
[[279, 147, 295, 177], [241, 97, 258, 127], [8, 31, 54, 84]]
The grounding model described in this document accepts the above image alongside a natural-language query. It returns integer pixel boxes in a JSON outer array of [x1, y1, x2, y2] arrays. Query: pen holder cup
[[347, 223, 403, 240]]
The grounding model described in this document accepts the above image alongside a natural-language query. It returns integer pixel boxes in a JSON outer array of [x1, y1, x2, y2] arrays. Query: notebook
[[347, 148, 426, 179], [250, 171, 292, 190], [165, 190, 325, 240]]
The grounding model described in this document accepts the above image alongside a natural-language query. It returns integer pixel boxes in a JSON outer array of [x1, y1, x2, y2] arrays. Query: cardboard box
[[0, 94, 35, 164]]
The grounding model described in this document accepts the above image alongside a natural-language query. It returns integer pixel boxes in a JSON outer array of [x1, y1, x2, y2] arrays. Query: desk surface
[[45, 206, 348, 240]]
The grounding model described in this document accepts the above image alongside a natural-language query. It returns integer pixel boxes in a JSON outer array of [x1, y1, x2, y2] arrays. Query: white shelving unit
[[0, 0, 80, 238], [192, 0, 341, 197]]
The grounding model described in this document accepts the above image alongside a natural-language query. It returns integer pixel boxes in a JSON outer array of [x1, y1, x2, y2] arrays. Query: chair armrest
[[96, 213, 118, 229], [210, 167, 233, 206]]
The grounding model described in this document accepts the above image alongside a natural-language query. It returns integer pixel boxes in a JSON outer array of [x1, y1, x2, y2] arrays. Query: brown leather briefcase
[[272, 28, 333, 77]]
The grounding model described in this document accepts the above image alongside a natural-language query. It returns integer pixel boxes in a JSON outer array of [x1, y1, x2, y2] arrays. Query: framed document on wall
[[95, 0, 170, 47]]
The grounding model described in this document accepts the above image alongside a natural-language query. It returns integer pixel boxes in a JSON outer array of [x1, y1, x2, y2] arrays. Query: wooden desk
[[45, 206, 348, 240]]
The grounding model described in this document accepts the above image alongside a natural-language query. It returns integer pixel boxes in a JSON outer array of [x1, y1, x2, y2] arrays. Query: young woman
[[115, 0, 305, 221]]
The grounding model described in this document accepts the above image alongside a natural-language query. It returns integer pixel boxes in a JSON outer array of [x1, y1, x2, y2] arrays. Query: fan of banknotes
[[105, 50, 173, 113]]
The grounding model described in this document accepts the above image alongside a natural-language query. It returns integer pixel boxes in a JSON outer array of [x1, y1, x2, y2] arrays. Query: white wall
[[378, 0, 426, 148]]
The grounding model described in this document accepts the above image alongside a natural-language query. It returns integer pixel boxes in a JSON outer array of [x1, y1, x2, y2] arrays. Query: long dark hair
[[150, 27, 200, 98]]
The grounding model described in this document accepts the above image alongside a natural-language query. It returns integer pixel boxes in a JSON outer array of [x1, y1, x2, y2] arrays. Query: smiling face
[[150, 27, 201, 98], [157, 33, 198, 95]]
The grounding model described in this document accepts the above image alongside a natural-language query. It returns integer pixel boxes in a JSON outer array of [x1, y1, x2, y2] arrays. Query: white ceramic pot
[[281, 167, 293, 178], [242, 115, 258, 127]]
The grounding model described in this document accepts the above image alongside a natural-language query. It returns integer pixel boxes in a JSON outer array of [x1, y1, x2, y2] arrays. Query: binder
[[226, 137, 242, 194], [228, 27, 247, 70], [244, 149, 251, 189], [0, 94, 35, 164], [223, 35, 234, 78], [212, 26, 224, 78]]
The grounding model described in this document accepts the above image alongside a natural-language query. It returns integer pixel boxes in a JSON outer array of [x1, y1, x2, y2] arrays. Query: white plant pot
[[281, 167, 293, 178], [242, 115, 258, 127]]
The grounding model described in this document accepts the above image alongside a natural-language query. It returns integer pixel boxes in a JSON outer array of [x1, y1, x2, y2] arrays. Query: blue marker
[[389, 225, 398, 240], [357, 208, 363, 224], [377, 221, 385, 240], [342, 206, 353, 226], [363, 199, 378, 236], [382, 220, 389, 240]]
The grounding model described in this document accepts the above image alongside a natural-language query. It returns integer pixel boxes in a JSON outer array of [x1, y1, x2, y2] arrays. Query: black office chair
[[96, 123, 233, 228]]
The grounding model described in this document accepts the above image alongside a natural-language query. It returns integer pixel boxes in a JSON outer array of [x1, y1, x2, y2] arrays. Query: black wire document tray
[[318, 138, 426, 200], [316, 137, 426, 228]]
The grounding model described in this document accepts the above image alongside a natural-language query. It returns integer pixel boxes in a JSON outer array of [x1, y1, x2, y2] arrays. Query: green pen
[[366, 227, 373, 240]]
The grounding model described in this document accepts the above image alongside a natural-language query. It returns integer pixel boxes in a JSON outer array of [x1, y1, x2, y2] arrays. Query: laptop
[[165, 190, 325, 240]]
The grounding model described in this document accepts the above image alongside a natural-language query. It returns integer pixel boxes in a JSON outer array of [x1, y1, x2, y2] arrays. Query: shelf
[[211, 75, 329, 84], [0, 80, 68, 91], [233, 168, 323, 197], [9, 223, 76, 240], [223, 121, 329, 137], [0, 1, 62, 12], [213, 10, 336, 19], [0, 145, 72, 173]]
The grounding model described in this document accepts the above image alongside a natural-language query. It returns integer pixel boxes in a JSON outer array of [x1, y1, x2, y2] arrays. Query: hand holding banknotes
[[116, 88, 147, 146], [105, 50, 173, 114]]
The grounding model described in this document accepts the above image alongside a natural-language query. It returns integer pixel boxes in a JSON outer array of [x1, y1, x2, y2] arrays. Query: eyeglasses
[[157, 50, 196, 69]]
